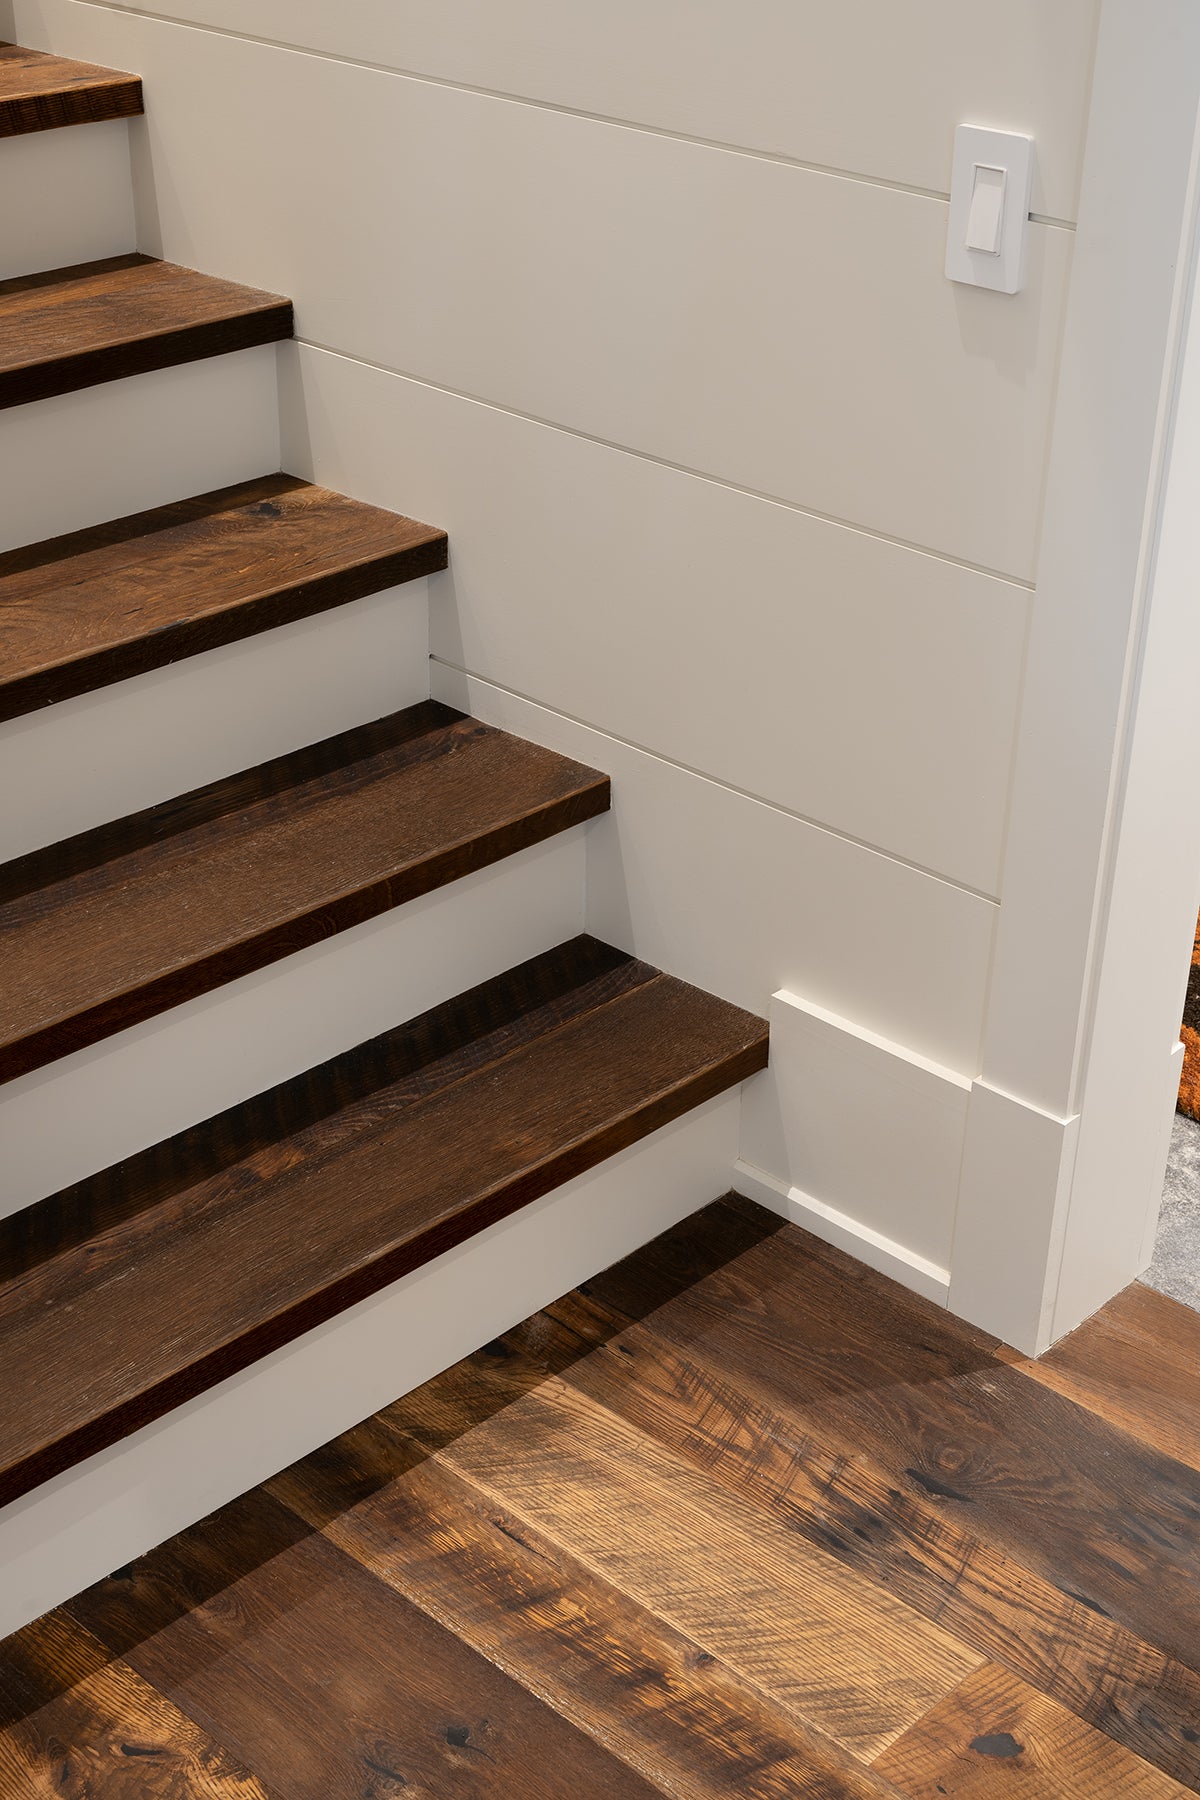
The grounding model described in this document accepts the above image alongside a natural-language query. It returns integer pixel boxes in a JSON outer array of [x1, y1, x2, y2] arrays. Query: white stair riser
[[0, 344, 281, 552], [0, 118, 136, 280], [0, 1091, 738, 1640], [2, 826, 589, 1211], [2, 581, 431, 857]]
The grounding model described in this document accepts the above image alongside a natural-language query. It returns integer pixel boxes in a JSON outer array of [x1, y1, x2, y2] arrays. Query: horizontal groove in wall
[[75, 0, 1078, 227], [298, 338, 1037, 592], [432, 657, 1004, 906]]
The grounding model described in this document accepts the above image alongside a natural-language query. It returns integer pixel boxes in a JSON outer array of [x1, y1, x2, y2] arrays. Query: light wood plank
[[326, 1453, 901, 1799], [439, 1377, 980, 1760]]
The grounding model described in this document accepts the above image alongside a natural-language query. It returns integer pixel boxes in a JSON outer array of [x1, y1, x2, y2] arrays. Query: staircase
[[0, 45, 768, 1631]]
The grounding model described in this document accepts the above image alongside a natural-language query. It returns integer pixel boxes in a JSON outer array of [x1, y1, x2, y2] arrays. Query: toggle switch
[[946, 125, 1035, 295], [966, 164, 1006, 256]]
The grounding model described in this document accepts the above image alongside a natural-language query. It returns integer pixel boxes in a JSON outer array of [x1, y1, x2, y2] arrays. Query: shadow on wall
[[0, 7, 14, 43]]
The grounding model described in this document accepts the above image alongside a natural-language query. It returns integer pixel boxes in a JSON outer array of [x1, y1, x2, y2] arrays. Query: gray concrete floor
[[1146, 1111, 1200, 1310]]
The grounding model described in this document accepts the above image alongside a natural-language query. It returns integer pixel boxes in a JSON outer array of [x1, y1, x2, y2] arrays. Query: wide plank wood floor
[[4, 1192, 1200, 1798]]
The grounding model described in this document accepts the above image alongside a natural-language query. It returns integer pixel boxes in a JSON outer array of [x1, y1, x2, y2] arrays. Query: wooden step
[[0, 936, 768, 1506], [0, 474, 448, 721], [0, 253, 292, 408], [0, 703, 609, 1082], [0, 41, 142, 137]]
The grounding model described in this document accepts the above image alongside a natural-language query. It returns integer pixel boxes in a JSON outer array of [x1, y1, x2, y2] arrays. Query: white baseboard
[[733, 1160, 951, 1305], [0, 117, 135, 280], [0, 345, 280, 553], [1, 581, 430, 858], [739, 987, 970, 1295], [3, 830, 587, 1210], [0, 1091, 740, 1639]]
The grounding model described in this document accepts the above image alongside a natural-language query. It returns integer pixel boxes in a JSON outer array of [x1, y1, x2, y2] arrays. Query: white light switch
[[946, 126, 1035, 294], [966, 165, 1006, 255]]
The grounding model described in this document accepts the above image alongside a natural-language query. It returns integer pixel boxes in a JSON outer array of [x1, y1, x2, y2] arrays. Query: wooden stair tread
[[0, 474, 448, 720], [0, 937, 769, 1504], [0, 254, 293, 408], [0, 702, 609, 1081], [0, 41, 142, 136]]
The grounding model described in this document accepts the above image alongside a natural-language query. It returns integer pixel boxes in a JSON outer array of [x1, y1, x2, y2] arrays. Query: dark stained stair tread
[[0, 936, 769, 1505], [0, 254, 293, 408], [0, 702, 610, 1082], [0, 474, 448, 720], [0, 41, 142, 136]]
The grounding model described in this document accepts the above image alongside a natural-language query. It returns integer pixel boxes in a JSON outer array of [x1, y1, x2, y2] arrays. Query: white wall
[[8, 0, 1111, 1328], [22, 0, 1200, 1359]]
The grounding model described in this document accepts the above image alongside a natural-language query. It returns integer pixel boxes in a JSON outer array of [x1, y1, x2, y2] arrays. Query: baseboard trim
[[733, 1158, 953, 1306]]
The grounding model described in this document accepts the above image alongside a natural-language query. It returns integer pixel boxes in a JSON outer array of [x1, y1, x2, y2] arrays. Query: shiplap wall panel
[[53, 0, 1099, 221], [430, 667, 996, 1077], [16, 2, 1073, 578], [281, 344, 1027, 895]]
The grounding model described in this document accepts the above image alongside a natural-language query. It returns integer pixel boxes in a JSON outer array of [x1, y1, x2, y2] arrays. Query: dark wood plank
[[0, 474, 447, 720], [0, 254, 292, 408], [65, 1489, 666, 1799], [553, 1233, 1200, 1790], [623, 1227, 1200, 1670], [875, 1663, 1192, 1798], [0, 41, 142, 136], [0, 701, 610, 1080], [322, 1452, 906, 1799], [1001, 1281, 1200, 1474], [0, 943, 767, 1505], [0, 1610, 272, 1797]]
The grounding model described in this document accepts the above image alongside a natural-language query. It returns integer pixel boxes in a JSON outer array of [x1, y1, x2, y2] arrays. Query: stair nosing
[[0, 705, 611, 1083], [0, 474, 449, 721], [0, 947, 769, 1508], [0, 254, 293, 410], [0, 42, 143, 137]]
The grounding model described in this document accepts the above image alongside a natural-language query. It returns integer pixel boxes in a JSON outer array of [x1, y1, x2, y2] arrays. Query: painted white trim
[[733, 1160, 951, 1307], [740, 988, 970, 1285], [0, 1092, 741, 1639], [952, 0, 1200, 1345]]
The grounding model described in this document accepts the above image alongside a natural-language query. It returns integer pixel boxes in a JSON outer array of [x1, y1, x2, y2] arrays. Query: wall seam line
[[432, 655, 1004, 905], [290, 337, 1037, 591], [62, 0, 1078, 224]]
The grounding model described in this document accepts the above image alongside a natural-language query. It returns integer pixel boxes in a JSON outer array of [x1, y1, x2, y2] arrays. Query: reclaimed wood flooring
[[4, 1193, 1200, 1798]]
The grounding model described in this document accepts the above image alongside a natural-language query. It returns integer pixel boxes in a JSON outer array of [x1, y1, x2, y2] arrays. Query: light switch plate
[[946, 125, 1035, 294]]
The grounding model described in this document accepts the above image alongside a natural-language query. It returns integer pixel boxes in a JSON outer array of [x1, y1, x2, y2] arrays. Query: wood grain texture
[[0, 701, 610, 1081], [609, 1228, 1200, 1665], [0, 40, 142, 136], [8, 1198, 1200, 1797], [435, 1383, 978, 1760], [874, 1663, 1193, 1798], [0, 1611, 269, 1798], [0, 254, 292, 408], [1000, 1281, 1200, 1475], [0, 474, 447, 721], [557, 1229, 1200, 1792], [323, 1455, 903, 1800], [0, 940, 767, 1505], [65, 1490, 665, 1800]]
